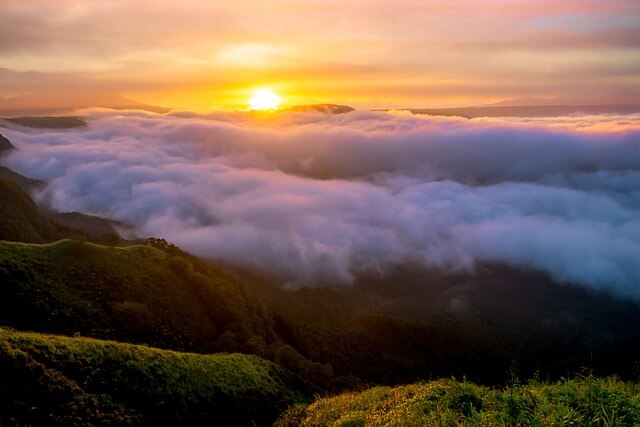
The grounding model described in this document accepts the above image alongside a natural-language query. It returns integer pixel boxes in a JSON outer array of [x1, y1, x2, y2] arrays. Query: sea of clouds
[[3, 110, 640, 293]]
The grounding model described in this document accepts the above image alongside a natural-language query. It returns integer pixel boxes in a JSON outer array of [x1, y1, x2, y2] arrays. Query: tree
[[103, 232, 121, 248]]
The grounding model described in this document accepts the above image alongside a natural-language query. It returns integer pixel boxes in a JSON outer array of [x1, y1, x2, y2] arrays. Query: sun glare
[[249, 88, 282, 110]]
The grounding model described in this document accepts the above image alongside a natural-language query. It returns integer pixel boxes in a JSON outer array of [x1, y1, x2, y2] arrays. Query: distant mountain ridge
[[0, 116, 87, 129], [0, 67, 170, 116], [0, 94, 169, 117], [285, 104, 355, 114], [491, 96, 561, 106], [488, 96, 640, 107], [402, 104, 640, 118]]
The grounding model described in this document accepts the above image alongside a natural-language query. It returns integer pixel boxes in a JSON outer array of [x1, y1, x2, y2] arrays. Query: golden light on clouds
[[0, 0, 638, 110], [248, 88, 283, 110], [216, 43, 291, 67]]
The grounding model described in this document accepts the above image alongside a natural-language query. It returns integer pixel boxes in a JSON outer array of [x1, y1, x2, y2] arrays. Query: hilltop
[[285, 104, 355, 114]]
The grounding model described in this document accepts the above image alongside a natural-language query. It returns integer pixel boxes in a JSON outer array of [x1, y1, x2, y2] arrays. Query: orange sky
[[1, 0, 639, 111]]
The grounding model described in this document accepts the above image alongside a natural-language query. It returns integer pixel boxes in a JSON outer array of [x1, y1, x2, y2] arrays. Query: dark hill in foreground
[[0, 327, 302, 426]]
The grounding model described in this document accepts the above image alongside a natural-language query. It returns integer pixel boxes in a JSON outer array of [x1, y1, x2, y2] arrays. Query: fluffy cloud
[[3, 110, 640, 293]]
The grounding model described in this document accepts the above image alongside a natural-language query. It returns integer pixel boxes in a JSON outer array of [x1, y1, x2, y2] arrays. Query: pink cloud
[[3, 110, 640, 295]]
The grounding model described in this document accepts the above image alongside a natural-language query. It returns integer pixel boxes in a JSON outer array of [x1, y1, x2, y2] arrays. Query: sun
[[248, 88, 282, 110]]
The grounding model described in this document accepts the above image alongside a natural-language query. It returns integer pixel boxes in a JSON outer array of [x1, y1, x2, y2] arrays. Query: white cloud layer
[[3, 110, 640, 294]]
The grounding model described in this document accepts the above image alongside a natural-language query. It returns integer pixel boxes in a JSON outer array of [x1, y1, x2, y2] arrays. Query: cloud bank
[[3, 110, 640, 294], [3, 0, 639, 107]]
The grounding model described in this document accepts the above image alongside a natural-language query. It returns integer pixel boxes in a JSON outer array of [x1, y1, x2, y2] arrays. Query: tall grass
[[277, 377, 640, 426]]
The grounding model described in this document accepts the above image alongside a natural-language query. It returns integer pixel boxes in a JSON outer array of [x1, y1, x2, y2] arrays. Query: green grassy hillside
[[0, 237, 340, 393], [0, 239, 273, 354], [278, 378, 640, 426], [0, 179, 67, 243], [3, 237, 639, 394], [0, 327, 303, 426]]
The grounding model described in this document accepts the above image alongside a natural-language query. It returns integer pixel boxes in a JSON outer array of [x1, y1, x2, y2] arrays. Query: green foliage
[[102, 232, 121, 247], [277, 377, 640, 426], [0, 179, 66, 243], [110, 301, 154, 333], [0, 327, 303, 426], [0, 175, 123, 241], [0, 239, 270, 352], [249, 266, 640, 389], [0, 238, 333, 392]]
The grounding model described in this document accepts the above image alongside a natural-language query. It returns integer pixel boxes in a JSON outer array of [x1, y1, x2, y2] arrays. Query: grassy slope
[[0, 239, 272, 354], [0, 327, 302, 426], [0, 179, 66, 243], [278, 378, 640, 426]]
